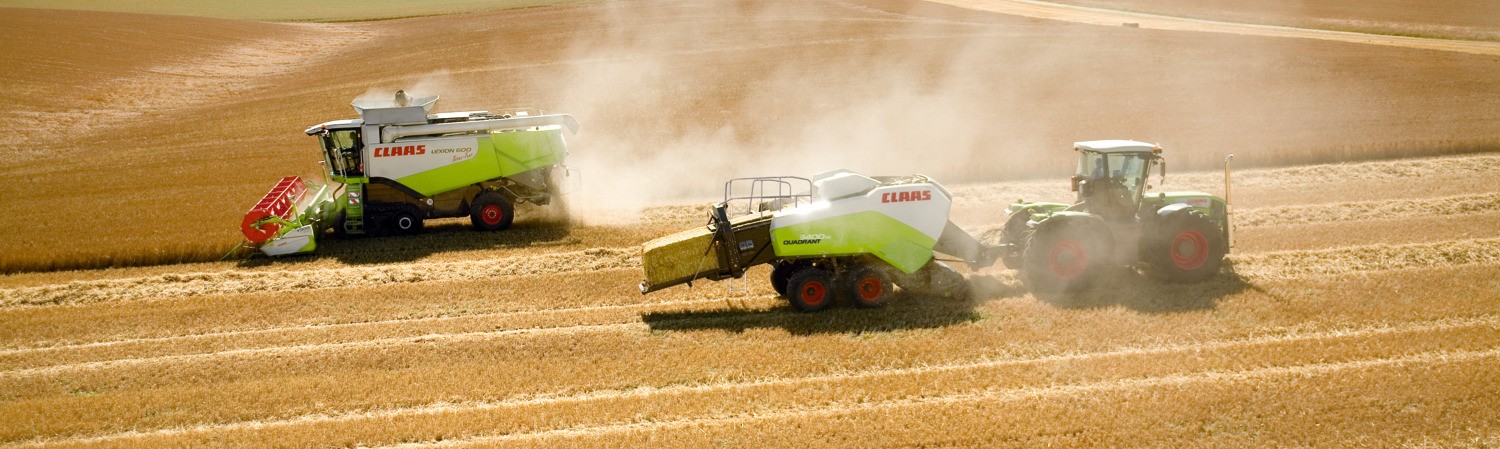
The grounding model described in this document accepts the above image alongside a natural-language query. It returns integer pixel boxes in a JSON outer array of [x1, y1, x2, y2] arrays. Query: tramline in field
[[639, 140, 1235, 311], [239, 92, 579, 256]]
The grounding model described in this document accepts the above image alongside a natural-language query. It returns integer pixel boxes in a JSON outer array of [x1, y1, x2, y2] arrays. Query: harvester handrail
[[722, 176, 812, 217]]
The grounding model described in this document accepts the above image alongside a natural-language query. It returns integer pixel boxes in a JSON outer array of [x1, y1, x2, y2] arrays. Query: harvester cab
[[1001, 140, 1233, 292], [240, 93, 579, 257]]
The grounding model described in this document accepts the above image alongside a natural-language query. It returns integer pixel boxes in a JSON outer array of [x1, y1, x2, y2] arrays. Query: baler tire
[[470, 193, 515, 231], [1022, 216, 1111, 293], [841, 264, 892, 308], [1146, 210, 1226, 282], [786, 267, 836, 313], [770, 261, 796, 297]]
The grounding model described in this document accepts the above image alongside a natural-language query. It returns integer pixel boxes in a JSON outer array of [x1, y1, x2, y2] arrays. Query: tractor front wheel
[[841, 264, 892, 308], [1146, 210, 1226, 282], [786, 267, 836, 313], [470, 192, 515, 231], [1022, 216, 1111, 293]]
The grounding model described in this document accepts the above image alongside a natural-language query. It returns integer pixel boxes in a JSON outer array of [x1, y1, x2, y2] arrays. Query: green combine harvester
[[638, 140, 1234, 311], [240, 92, 578, 256]]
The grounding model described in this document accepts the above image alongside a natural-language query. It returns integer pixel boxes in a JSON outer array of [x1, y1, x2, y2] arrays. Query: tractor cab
[[1071, 140, 1162, 221]]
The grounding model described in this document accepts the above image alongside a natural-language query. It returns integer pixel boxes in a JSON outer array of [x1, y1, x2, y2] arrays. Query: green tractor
[[998, 140, 1234, 292]]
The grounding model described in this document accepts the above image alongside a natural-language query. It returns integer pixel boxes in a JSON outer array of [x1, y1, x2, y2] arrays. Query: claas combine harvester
[[638, 140, 1233, 311], [240, 93, 578, 256]]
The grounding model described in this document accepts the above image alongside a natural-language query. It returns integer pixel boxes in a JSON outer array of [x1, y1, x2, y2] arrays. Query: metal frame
[[721, 176, 813, 217]]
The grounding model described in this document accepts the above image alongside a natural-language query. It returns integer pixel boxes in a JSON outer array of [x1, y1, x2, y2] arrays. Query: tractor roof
[[1074, 140, 1159, 154]]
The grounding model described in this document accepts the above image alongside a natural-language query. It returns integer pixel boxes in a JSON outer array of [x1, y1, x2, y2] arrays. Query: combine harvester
[[240, 92, 579, 256], [638, 140, 1233, 311]]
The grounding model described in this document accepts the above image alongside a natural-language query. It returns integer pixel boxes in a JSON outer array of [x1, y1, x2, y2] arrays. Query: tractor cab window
[[1077, 152, 1151, 197], [320, 129, 363, 176]]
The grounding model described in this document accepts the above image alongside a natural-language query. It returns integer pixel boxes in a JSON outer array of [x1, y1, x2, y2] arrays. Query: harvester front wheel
[[786, 267, 836, 313], [390, 207, 424, 236], [470, 193, 515, 231], [841, 264, 892, 308], [1146, 210, 1226, 282], [1023, 216, 1111, 293]]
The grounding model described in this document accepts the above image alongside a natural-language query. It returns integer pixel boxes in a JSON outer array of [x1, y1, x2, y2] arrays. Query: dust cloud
[[529, 1, 1075, 224]]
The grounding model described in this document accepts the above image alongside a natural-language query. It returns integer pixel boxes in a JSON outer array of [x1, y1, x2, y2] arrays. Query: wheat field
[[2, 0, 1499, 447]]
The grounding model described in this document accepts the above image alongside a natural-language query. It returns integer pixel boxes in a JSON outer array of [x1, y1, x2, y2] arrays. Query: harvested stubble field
[[2, 0, 1500, 447]]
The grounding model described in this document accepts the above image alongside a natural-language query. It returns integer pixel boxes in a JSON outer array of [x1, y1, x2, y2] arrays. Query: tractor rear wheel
[[841, 264, 892, 308], [470, 192, 515, 231], [786, 266, 836, 313], [1146, 210, 1226, 282], [1022, 216, 1112, 293]]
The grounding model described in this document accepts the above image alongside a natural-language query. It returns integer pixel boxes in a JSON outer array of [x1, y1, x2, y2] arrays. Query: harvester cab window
[[321, 129, 364, 176]]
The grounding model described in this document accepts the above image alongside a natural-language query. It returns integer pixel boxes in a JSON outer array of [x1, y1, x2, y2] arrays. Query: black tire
[[786, 266, 836, 313], [840, 264, 892, 308], [470, 192, 515, 231], [1022, 216, 1112, 293], [770, 261, 796, 297], [389, 207, 423, 236], [1146, 210, 1226, 282]]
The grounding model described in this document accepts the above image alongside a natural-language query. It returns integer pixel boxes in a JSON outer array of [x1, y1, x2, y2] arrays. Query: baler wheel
[[841, 264, 892, 308], [786, 267, 836, 313], [770, 261, 796, 297], [470, 193, 515, 231]]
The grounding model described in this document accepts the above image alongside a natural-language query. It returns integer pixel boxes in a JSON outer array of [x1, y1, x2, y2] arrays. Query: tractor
[[997, 140, 1233, 292]]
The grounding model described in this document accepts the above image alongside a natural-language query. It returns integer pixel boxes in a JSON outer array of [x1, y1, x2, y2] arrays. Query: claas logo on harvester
[[373, 144, 426, 158], [881, 190, 932, 203]]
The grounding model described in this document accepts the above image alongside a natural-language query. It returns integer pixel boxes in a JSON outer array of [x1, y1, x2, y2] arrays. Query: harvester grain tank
[[240, 93, 579, 256], [639, 170, 1000, 312]]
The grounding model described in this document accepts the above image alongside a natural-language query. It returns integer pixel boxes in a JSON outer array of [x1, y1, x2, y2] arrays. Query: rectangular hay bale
[[641, 225, 723, 287]]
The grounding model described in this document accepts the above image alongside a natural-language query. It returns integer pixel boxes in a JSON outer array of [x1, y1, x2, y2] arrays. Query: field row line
[[1231, 237, 1500, 280], [33, 314, 1498, 447], [0, 247, 642, 308], [387, 346, 1500, 448], [1234, 192, 1500, 227], [0, 322, 646, 379], [9, 234, 1500, 310], [0, 295, 731, 355]]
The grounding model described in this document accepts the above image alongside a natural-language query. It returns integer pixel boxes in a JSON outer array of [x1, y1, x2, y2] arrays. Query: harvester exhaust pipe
[[1224, 154, 1235, 250]]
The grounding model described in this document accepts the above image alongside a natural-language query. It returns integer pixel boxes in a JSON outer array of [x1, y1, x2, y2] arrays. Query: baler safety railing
[[721, 176, 812, 218]]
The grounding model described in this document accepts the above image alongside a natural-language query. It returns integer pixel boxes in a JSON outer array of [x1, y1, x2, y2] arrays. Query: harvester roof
[[1074, 140, 1159, 154]]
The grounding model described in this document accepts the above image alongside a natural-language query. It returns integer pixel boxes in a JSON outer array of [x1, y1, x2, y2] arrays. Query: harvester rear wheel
[[1023, 216, 1111, 293], [786, 267, 836, 313], [841, 264, 892, 308], [1146, 210, 1226, 282], [470, 193, 515, 231]]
